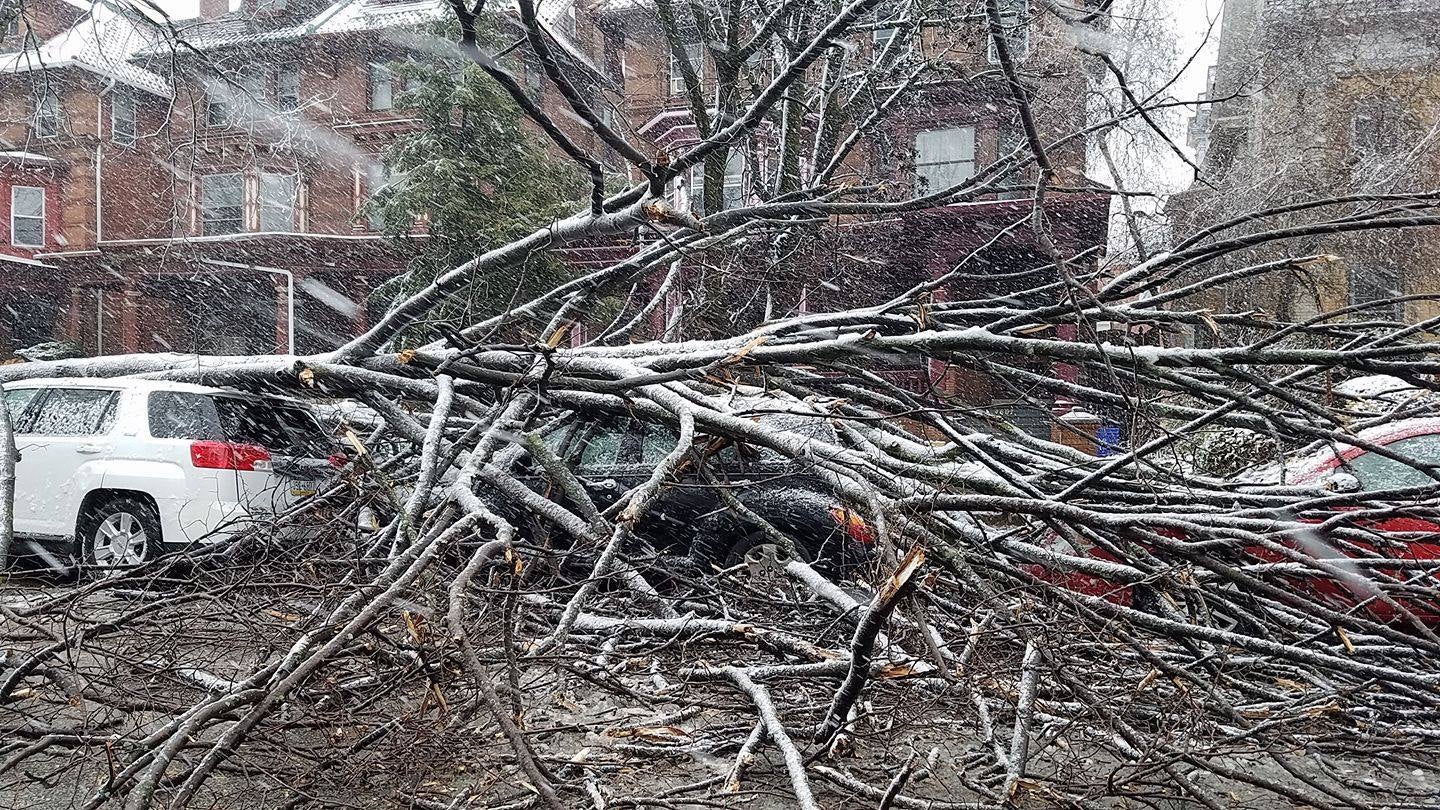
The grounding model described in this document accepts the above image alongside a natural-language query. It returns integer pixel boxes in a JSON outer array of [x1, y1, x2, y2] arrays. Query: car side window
[[26, 388, 119, 437], [1346, 435, 1440, 490], [149, 391, 223, 439], [2, 388, 41, 431]]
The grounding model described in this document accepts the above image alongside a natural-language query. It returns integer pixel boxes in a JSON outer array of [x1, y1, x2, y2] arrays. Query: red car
[[1039, 418, 1440, 625]]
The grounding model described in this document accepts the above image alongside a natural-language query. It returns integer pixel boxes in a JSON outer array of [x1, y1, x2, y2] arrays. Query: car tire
[[719, 529, 820, 568], [78, 496, 162, 574]]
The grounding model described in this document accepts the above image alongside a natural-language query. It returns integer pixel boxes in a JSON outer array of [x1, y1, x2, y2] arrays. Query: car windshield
[[149, 391, 330, 458]]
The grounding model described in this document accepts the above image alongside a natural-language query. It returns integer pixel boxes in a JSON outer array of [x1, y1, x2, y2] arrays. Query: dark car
[[513, 399, 876, 572]]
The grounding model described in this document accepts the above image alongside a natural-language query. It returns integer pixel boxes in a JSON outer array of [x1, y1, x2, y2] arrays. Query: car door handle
[[76, 443, 105, 454]]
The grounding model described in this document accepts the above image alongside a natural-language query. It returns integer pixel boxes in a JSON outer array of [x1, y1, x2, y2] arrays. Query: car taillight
[[190, 440, 272, 471], [327, 452, 349, 469], [830, 506, 876, 544]]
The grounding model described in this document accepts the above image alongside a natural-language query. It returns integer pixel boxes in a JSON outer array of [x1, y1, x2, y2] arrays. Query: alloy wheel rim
[[92, 512, 146, 568]]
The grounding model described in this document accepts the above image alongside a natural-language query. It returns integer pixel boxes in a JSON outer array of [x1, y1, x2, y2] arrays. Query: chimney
[[198, 0, 228, 18]]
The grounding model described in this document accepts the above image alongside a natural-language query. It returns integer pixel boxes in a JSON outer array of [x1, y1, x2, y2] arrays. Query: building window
[[1349, 264, 1403, 322], [10, 186, 44, 247], [669, 43, 705, 96], [369, 63, 394, 110], [259, 173, 298, 232], [275, 68, 300, 111], [873, 26, 898, 62], [205, 79, 231, 127], [986, 0, 1030, 64], [688, 151, 746, 212], [112, 91, 137, 145], [914, 126, 975, 192], [996, 125, 1029, 199], [199, 173, 244, 235], [364, 162, 388, 230], [34, 92, 60, 138]]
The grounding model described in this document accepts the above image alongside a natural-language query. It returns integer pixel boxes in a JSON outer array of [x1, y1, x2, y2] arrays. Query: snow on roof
[[0, 1, 172, 97]]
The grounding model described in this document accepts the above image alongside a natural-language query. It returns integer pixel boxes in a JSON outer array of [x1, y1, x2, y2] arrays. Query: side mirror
[[1324, 472, 1362, 494]]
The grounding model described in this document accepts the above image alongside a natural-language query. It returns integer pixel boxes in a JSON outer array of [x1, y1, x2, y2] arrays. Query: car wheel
[[722, 530, 818, 568], [79, 496, 161, 574]]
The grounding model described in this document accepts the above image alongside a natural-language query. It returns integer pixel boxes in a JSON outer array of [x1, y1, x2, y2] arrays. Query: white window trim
[[111, 91, 136, 145], [873, 26, 898, 63], [199, 172, 245, 236], [258, 172, 299, 232], [35, 92, 60, 138], [669, 43, 705, 97], [369, 63, 394, 110], [914, 125, 977, 192], [986, 0, 1030, 64], [10, 186, 45, 247]]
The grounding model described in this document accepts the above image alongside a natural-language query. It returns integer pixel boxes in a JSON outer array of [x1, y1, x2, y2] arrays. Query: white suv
[[2, 378, 337, 573]]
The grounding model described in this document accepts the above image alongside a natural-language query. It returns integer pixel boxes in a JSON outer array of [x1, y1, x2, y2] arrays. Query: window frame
[[258, 172, 298, 232], [1347, 263, 1403, 322], [668, 43, 705, 97], [10, 185, 45, 247], [872, 25, 898, 63], [34, 91, 60, 138], [111, 90, 137, 145], [985, 0, 1030, 64], [368, 63, 394, 110], [914, 125, 977, 193], [688, 151, 747, 212], [23, 387, 119, 437], [363, 161, 388, 230], [199, 172, 245, 236], [275, 68, 301, 111], [205, 79, 231, 127]]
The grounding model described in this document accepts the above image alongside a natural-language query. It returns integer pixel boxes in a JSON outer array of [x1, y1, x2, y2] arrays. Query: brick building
[[1, 0, 1108, 370], [1173, 0, 1440, 331]]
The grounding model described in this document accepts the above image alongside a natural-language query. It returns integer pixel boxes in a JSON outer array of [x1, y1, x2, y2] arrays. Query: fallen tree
[[4, 0, 1440, 807]]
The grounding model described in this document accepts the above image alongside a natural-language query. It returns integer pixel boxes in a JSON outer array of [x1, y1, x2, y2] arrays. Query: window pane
[[1348, 436, 1440, 491], [201, 173, 244, 235], [214, 397, 328, 457], [27, 389, 117, 436], [11, 186, 44, 246], [365, 162, 388, 229], [112, 92, 136, 144], [35, 93, 59, 136], [148, 391, 224, 440], [669, 43, 704, 95], [639, 424, 680, 466], [13, 186, 43, 218], [369, 64, 393, 110], [915, 126, 976, 191], [205, 79, 230, 126], [259, 173, 297, 232], [276, 69, 300, 110], [3, 388, 40, 428]]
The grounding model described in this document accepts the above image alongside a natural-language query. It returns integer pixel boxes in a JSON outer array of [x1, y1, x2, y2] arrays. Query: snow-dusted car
[[517, 392, 876, 571], [2, 378, 339, 573]]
